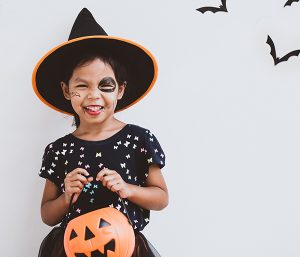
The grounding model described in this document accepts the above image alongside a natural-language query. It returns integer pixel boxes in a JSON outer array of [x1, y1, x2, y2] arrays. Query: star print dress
[[39, 124, 165, 231]]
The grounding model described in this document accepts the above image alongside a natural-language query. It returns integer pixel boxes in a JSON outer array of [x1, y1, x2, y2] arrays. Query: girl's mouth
[[84, 105, 104, 116]]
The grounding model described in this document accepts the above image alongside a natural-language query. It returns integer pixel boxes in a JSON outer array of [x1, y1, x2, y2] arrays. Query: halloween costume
[[34, 7, 165, 257], [39, 124, 165, 231]]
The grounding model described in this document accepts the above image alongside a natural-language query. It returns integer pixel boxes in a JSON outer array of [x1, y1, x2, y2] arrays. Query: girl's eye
[[76, 85, 87, 88]]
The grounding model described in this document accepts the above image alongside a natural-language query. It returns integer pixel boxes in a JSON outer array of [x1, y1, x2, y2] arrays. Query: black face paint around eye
[[98, 77, 117, 93]]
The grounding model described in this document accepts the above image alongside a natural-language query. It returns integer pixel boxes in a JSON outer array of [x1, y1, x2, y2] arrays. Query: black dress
[[39, 124, 165, 231]]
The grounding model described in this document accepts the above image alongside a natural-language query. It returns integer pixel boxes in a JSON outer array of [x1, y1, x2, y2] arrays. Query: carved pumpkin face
[[64, 207, 135, 257]]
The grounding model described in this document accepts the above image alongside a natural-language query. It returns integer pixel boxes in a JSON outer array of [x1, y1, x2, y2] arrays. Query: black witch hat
[[32, 8, 157, 114]]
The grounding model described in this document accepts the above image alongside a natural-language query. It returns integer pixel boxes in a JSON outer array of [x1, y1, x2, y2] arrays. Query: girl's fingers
[[96, 168, 116, 181], [67, 168, 89, 177], [65, 186, 82, 194], [68, 180, 84, 189], [67, 174, 89, 183], [102, 174, 121, 187], [110, 183, 122, 192]]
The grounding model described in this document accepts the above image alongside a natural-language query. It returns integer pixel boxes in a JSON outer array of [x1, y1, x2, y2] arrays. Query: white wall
[[1, 0, 300, 256]]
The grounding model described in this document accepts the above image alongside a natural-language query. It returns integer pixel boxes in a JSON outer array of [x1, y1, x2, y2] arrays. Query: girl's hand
[[64, 168, 93, 204], [96, 168, 132, 198]]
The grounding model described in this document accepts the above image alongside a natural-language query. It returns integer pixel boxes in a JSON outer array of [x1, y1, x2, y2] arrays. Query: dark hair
[[62, 52, 127, 128]]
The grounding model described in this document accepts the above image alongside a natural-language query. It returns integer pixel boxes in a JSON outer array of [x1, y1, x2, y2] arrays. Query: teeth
[[85, 106, 102, 111]]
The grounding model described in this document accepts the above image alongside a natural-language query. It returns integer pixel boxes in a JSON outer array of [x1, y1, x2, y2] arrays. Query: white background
[[1, 0, 300, 256]]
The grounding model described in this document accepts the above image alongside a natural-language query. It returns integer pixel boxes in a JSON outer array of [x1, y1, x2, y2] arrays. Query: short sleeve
[[142, 129, 166, 169], [39, 143, 62, 187]]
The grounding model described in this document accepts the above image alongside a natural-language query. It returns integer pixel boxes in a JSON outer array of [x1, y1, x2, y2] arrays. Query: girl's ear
[[61, 82, 71, 100], [117, 82, 126, 100]]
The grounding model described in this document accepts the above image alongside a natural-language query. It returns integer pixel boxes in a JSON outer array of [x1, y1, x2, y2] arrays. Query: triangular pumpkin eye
[[99, 218, 111, 228], [85, 226, 95, 240], [70, 229, 78, 240]]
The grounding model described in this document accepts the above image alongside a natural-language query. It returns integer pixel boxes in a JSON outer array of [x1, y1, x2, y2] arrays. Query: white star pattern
[[39, 126, 163, 231]]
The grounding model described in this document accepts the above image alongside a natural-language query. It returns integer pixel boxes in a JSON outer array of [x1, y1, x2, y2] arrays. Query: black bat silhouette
[[284, 0, 299, 7], [266, 35, 300, 65], [196, 0, 228, 13]]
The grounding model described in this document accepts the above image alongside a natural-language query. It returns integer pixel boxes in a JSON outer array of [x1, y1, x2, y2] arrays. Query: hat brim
[[32, 35, 158, 115]]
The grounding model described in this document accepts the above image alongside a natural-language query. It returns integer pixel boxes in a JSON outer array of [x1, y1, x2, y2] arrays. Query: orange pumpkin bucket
[[64, 207, 135, 257]]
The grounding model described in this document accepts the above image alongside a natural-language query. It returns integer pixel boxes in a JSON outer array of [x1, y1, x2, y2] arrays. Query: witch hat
[[32, 8, 158, 114]]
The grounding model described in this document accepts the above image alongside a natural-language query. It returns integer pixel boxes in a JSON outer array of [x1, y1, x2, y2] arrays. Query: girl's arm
[[97, 164, 169, 211], [127, 164, 168, 210], [40, 180, 69, 226], [41, 168, 93, 226]]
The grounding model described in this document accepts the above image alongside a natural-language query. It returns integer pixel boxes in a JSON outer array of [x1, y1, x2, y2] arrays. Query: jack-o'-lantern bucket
[[64, 207, 135, 257]]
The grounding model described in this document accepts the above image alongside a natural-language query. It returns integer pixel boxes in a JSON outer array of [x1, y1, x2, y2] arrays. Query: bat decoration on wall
[[196, 0, 228, 13], [284, 0, 299, 7], [266, 35, 300, 65]]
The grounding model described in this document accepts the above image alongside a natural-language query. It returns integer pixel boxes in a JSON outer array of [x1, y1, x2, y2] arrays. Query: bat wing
[[284, 0, 299, 7], [279, 50, 300, 63], [266, 36, 278, 65], [221, 0, 228, 11], [196, 7, 221, 13]]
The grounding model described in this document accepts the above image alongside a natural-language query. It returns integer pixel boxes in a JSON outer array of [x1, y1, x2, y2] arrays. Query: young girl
[[33, 8, 168, 236]]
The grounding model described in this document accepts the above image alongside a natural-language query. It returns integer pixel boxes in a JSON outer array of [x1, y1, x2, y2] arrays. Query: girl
[[33, 8, 168, 238]]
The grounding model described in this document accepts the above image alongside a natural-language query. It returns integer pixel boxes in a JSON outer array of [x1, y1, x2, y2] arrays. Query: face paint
[[70, 91, 81, 98], [98, 77, 117, 93]]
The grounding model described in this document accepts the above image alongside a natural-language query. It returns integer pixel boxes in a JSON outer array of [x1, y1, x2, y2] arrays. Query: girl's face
[[61, 58, 125, 126]]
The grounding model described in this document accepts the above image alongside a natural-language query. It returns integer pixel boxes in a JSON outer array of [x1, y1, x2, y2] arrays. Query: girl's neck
[[73, 117, 127, 140]]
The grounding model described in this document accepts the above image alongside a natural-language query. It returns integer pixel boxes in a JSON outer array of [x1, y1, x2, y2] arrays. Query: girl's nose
[[87, 87, 102, 99]]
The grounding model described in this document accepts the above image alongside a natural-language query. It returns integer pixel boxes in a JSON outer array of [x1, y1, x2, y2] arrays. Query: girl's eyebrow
[[73, 77, 89, 83], [99, 77, 117, 85]]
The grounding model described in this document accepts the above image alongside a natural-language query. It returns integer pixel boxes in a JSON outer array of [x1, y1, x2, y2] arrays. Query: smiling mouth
[[84, 105, 104, 115]]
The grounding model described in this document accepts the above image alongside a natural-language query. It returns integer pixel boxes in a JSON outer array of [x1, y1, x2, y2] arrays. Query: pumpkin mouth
[[74, 239, 115, 257]]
